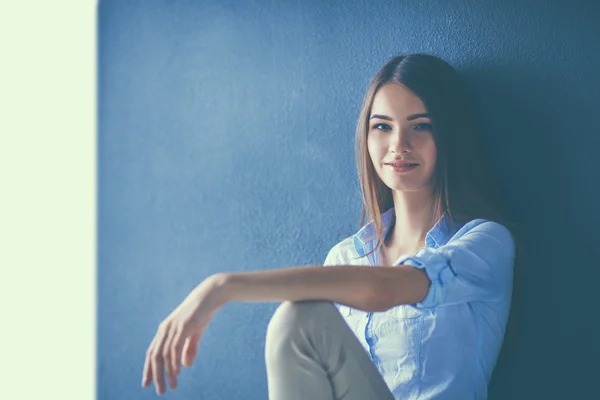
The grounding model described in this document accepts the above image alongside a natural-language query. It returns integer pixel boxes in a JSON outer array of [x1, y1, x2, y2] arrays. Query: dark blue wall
[[98, 1, 600, 399]]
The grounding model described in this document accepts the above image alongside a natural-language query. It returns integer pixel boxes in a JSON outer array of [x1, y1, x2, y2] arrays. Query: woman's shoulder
[[449, 218, 516, 253], [453, 218, 513, 238]]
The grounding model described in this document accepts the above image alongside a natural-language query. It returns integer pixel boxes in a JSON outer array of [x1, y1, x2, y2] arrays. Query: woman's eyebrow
[[406, 113, 430, 121], [370, 113, 430, 121], [370, 114, 393, 121]]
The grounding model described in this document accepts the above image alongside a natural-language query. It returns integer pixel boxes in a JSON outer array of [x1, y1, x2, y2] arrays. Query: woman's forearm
[[210, 265, 387, 311]]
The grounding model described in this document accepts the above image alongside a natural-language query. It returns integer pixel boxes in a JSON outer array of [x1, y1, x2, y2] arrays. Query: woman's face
[[367, 83, 437, 192]]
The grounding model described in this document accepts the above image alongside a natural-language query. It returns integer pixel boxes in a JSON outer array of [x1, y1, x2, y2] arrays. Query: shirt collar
[[352, 207, 465, 256]]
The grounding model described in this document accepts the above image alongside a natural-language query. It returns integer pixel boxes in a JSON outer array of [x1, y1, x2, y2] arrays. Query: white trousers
[[265, 300, 395, 400]]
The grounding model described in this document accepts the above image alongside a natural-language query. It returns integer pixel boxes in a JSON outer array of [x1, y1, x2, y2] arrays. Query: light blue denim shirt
[[324, 207, 515, 400]]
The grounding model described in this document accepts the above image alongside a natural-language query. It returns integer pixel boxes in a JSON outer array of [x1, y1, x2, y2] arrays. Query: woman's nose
[[389, 129, 411, 153]]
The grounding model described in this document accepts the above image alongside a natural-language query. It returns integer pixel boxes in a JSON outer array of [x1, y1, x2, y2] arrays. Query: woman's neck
[[386, 189, 437, 253]]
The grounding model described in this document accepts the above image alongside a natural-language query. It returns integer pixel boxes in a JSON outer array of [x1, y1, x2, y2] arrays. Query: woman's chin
[[383, 180, 432, 193]]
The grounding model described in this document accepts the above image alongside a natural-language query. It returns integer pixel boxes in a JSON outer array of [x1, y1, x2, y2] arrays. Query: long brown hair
[[355, 54, 520, 258], [354, 53, 525, 363]]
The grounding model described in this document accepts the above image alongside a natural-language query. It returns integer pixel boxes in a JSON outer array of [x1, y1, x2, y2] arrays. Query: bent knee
[[266, 300, 337, 339]]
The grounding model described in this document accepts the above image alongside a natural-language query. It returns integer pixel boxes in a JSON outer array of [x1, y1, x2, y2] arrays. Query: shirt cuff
[[396, 247, 456, 309]]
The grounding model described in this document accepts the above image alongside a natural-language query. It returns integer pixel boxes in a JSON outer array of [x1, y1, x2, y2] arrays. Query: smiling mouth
[[387, 163, 419, 167], [387, 164, 419, 173]]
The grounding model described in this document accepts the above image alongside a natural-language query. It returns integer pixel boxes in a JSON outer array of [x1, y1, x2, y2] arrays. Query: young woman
[[141, 54, 518, 399]]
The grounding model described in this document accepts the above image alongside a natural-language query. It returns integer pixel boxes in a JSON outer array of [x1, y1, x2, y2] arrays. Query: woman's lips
[[387, 164, 419, 173]]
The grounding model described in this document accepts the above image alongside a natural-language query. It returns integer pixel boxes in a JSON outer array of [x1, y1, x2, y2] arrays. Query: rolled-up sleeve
[[396, 221, 516, 309]]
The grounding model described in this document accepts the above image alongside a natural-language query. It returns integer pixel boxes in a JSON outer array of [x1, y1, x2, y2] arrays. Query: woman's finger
[[151, 322, 170, 395], [142, 337, 157, 387], [163, 326, 178, 390], [182, 331, 203, 367], [170, 326, 187, 377]]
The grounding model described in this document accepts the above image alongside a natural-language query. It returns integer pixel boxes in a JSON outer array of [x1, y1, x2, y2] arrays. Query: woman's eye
[[414, 123, 433, 131], [372, 123, 392, 131]]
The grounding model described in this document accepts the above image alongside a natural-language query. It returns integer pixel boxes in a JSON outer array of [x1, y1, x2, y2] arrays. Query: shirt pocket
[[374, 305, 423, 400]]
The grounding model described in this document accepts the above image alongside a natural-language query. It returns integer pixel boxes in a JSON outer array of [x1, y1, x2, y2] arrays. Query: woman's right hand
[[141, 274, 228, 395]]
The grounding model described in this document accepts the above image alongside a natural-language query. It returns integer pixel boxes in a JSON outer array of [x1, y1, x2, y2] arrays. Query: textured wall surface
[[98, 0, 600, 399]]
